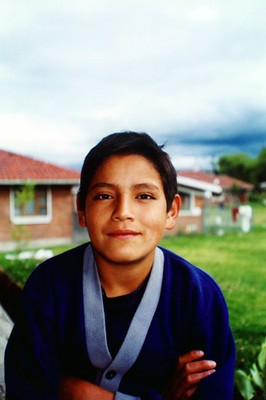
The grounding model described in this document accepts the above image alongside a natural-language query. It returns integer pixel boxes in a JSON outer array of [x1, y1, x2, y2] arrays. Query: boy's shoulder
[[26, 242, 89, 284], [159, 246, 227, 309], [159, 245, 202, 272]]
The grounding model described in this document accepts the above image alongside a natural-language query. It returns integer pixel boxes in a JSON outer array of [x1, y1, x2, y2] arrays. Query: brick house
[[174, 171, 253, 234], [0, 149, 80, 250], [169, 173, 222, 235], [178, 171, 253, 204]]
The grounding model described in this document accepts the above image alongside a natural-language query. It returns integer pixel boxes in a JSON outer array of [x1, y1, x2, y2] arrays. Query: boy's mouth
[[108, 229, 140, 238]]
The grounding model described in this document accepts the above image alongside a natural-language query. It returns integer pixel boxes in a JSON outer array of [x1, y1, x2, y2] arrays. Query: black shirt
[[102, 279, 148, 358]]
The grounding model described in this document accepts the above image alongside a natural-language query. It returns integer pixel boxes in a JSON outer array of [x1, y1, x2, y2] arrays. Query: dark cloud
[[157, 109, 266, 159]]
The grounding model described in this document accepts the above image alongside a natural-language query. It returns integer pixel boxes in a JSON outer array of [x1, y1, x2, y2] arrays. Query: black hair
[[78, 131, 177, 211]]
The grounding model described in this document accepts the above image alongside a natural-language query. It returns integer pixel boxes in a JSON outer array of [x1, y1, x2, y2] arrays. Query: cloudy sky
[[1, 0, 266, 171]]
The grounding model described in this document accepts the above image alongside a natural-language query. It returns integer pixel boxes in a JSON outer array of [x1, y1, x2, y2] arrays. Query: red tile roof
[[178, 170, 253, 190], [0, 149, 80, 183]]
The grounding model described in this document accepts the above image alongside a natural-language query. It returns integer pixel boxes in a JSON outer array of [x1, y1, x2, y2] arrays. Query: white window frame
[[179, 188, 202, 216], [10, 186, 52, 225]]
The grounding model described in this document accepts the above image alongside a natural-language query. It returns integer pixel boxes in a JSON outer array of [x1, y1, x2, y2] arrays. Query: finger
[[171, 368, 216, 399], [175, 370, 216, 399], [173, 385, 198, 400], [185, 386, 198, 398], [184, 359, 217, 375], [186, 368, 216, 385], [177, 350, 204, 369]]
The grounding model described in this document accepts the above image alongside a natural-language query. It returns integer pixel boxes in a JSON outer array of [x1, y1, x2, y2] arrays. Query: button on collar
[[105, 370, 116, 380]]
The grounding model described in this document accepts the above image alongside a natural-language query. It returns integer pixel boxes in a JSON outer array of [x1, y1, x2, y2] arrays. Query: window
[[11, 185, 52, 224], [179, 190, 201, 216], [179, 191, 191, 211]]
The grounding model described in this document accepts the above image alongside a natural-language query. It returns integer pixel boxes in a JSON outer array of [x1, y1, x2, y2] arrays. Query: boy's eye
[[93, 193, 112, 200], [137, 193, 155, 200]]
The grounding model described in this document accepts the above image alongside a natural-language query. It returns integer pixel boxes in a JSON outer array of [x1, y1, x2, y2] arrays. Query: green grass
[[0, 244, 72, 287], [252, 201, 266, 227]]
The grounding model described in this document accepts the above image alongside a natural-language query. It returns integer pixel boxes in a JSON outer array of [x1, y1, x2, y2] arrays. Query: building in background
[[0, 149, 80, 251], [176, 171, 253, 234]]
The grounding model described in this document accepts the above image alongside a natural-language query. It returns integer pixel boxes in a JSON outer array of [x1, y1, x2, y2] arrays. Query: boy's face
[[78, 154, 180, 268]]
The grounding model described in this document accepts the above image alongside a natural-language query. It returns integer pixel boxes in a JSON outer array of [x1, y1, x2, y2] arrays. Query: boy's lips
[[108, 229, 140, 238]]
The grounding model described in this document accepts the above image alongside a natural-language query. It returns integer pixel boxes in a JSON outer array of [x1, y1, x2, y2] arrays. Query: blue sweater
[[5, 243, 235, 399]]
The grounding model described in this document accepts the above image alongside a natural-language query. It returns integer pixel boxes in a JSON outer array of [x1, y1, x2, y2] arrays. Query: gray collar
[[82, 244, 164, 391]]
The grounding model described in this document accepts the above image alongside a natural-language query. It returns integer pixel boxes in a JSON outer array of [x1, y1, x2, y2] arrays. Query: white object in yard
[[34, 249, 54, 260], [239, 205, 253, 233]]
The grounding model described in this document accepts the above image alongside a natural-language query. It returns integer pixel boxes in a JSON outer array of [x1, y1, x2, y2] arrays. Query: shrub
[[235, 339, 266, 399]]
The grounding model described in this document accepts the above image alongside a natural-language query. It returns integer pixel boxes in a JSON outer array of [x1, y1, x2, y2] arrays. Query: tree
[[217, 153, 255, 182], [11, 182, 35, 250], [254, 147, 266, 187]]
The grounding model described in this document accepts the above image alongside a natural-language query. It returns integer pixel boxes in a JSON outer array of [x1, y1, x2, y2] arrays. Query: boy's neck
[[94, 254, 154, 298]]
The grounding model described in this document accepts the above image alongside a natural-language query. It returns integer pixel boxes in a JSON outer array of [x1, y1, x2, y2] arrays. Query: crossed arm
[[59, 350, 216, 400], [163, 350, 216, 400]]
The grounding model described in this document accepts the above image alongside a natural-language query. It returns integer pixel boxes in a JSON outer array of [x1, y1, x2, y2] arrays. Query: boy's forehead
[[90, 154, 162, 184], [96, 154, 156, 172]]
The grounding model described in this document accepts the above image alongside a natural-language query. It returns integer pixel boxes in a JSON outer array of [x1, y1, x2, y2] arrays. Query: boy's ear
[[165, 194, 181, 231], [76, 195, 87, 227], [77, 210, 87, 227]]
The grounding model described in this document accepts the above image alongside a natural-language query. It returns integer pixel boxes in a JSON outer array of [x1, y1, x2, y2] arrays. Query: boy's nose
[[112, 196, 134, 221]]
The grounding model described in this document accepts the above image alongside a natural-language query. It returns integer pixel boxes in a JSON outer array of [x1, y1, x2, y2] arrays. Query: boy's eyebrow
[[89, 182, 114, 190], [89, 182, 161, 191], [134, 183, 161, 191]]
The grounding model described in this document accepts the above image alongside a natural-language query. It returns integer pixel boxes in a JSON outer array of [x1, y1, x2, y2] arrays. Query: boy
[[5, 132, 235, 399]]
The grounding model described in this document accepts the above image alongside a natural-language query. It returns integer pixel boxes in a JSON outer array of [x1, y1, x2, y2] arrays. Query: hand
[[163, 350, 216, 400], [59, 376, 115, 400]]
